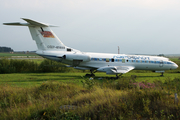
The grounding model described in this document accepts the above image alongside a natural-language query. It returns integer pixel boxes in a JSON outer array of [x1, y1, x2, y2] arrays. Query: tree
[[0, 47, 14, 52]]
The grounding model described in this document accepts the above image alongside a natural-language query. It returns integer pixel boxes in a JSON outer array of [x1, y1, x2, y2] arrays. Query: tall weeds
[[1, 78, 180, 119]]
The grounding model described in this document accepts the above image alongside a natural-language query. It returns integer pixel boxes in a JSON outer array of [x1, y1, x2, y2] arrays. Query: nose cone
[[172, 63, 178, 69]]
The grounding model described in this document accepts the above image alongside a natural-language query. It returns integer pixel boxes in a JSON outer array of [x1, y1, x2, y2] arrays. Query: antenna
[[118, 46, 120, 54]]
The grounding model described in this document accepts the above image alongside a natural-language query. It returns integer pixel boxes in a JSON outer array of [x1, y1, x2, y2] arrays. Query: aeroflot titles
[[113, 55, 150, 60]]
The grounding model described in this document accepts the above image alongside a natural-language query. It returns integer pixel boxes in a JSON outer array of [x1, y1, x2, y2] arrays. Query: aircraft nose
[[175, 63, 178, 68], [173, 63, 178, 69]]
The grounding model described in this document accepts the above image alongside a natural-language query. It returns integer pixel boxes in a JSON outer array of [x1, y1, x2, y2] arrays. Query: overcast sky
[[1, 0, 180, 54]]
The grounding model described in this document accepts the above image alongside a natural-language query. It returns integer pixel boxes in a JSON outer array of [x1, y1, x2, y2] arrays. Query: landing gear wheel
[[115, 73, 123, 79], [85, 70, 97, 77], [160, 72, 164, 77], [116, 74, 119, 79], [85, 73, 95, 77]]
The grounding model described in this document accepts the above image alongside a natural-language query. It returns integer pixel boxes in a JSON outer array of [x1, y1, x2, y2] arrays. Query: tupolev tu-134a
[[3, 18, 178, 78]]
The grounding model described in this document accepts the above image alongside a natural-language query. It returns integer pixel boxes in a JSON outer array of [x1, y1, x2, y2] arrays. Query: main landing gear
[[85, 70, 97, 77], [116, 73, 123, 79], [160, 72, 164, 77]]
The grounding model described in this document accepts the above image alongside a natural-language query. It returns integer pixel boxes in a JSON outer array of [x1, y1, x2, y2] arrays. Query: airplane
[[3, 18, 178, 78]]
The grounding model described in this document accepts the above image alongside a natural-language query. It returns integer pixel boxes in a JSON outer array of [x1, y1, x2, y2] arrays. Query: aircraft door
[[159, 61, 163, 67]]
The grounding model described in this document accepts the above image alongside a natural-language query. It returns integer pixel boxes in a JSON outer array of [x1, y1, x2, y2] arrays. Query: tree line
[[0, 47, 13, 52]]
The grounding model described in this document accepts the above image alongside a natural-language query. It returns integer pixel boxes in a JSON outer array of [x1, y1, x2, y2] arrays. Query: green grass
[[0, 52, 38, 57], [1, 74, 180, 119], [0, 57, 180, 119], [25, 59, 44, 64], [0, 72, 180, 87], [169, 57, 180, 61], [0, 73, 83, 87]]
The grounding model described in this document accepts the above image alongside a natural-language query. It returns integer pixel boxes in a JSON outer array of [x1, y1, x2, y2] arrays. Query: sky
[[0, 0, 180, 54]]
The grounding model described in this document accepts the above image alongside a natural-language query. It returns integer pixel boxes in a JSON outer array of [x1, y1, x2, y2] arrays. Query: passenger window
[[122, 59, 125, 63], [126, 59, 128, 62], [111, 58, 114, 62]]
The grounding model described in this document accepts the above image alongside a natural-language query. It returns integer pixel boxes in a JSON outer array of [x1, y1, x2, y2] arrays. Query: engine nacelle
[[63, 53, 91, 62]]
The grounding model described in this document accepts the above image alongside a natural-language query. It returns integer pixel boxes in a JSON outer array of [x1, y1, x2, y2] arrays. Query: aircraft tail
[[3, 18, 66, 51]]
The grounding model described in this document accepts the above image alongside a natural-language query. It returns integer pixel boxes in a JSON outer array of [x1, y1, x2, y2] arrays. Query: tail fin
[[3, 18, 67, 51]]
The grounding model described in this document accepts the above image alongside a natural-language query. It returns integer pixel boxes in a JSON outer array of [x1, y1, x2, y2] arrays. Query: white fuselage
[[36, 50, 178, 74]]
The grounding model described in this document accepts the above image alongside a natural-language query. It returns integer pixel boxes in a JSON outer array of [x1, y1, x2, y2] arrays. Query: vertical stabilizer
[[3, 18, 67, 51], [28, 26, 66, 51]]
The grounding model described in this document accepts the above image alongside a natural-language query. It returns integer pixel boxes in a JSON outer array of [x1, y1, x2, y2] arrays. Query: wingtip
[[21, 18, 28, 20]]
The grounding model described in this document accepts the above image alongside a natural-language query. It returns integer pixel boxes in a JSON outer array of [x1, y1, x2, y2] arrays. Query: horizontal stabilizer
[[3, 18, 57, 27], [3, 22, 29, 26], [22, 18, 48, 27]]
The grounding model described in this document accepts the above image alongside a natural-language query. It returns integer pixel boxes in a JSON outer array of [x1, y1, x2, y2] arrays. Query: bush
[[0, 58, 70, 73], [38, 59, 70, 73]]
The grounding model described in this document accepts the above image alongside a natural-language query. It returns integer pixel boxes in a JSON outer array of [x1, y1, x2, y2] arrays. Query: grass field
[[1, 56, 180, 119], [0, 52, 38, 57], [1, 72, 180, 119], [0, 72, 179, 87]]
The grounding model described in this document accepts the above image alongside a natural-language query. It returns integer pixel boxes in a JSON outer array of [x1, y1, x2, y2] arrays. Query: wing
[[111, 66, 134, 74], [97, 66, 134, 74]]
